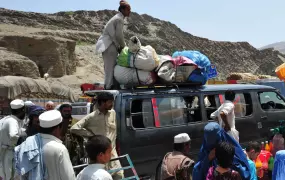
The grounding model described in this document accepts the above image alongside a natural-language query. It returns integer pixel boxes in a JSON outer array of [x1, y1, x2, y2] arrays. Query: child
[[245, 141, 261, 180], [76, 135, 113, 180], [206, 141, 242, 180]]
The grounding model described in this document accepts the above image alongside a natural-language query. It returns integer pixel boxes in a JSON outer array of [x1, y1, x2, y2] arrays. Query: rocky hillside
[[260, 41, 285, 54], [0, 8, 284, 95]]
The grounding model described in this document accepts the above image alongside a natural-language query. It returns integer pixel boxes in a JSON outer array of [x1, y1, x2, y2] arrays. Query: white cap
[[39, 110, 62, 128], [174, 133, 191, 144], [10, 99, 25, 109], [46, 101, 54, 105], [24, 101, 35, 106]]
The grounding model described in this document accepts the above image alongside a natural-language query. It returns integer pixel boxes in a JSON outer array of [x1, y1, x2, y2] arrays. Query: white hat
[[24, 101, 35, 106], [39, 110, 62, 128], [174, 133, 191, 144], [10, 99, 25, 109]]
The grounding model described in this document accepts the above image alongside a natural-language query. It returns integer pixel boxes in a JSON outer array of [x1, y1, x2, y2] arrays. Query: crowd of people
[[1, 91, 285, 180], [0, 92, 122, 180], [1, 0, 285, 179]]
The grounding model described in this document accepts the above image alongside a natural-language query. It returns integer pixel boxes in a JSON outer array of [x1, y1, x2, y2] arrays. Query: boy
[[245, 141, 261, 180], [206, 141, 242, 180], [76, 135, 113, 180]]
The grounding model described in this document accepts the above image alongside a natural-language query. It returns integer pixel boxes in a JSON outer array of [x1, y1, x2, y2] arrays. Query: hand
[[208, 148, 216, 161]]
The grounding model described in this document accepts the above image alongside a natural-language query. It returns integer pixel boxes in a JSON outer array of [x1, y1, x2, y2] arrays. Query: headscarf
[[27, 106, 45, 135], [28, 105, 45, 119], [273, 150, 285, 180], [192, 122, 250, 180]]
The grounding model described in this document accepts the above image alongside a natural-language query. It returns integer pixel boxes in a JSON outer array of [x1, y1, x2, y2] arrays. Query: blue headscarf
[[273, 150, 285, 180], [28, 105, 45, 117], [192, 122, 250, 180]]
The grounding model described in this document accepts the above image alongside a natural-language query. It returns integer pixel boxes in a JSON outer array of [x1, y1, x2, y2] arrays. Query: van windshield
[[72, 107, 87, 115]]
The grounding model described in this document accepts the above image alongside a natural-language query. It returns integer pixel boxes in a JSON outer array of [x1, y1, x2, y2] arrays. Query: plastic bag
[[114, 65, 157, 85], [275, 63, 285, 81], [172, 51, 211, 85], [117, 46, 159, 71]]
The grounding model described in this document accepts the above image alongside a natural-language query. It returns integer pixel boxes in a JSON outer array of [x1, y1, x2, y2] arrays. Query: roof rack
[[121, 82, 203, 91]]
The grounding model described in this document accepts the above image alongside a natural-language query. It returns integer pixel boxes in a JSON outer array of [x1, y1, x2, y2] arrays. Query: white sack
[[114, 65, 156, 86]]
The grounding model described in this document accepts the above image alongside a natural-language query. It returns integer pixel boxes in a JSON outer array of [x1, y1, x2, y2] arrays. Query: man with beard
[[71, 92, 123, 180], [58, 103, 84, 166], [26, 105, 46, 136], [58, 103, 73, 138], [0, 99, 26, 180], [95, 0, 131, 90], [160, 133, 195, 180]]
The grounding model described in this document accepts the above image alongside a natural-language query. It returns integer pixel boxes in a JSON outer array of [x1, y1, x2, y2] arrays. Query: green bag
[[117, 47, 131, 67]]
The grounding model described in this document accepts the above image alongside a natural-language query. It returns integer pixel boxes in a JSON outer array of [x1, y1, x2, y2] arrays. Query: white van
[[71, 102, 91, 124]]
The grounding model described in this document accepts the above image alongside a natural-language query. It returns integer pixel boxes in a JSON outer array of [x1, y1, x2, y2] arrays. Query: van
[[71, 102, 91, 125], [86, 84, 285, 178]]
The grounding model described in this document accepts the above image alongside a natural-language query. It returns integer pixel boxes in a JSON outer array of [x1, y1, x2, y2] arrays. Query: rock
[[0, 8, 284, 94], [0, 33, 76, 77], [0, 47, 40, 78]]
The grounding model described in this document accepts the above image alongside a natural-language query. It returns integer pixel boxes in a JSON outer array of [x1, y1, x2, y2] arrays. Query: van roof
[[85, 84, 275, 96]]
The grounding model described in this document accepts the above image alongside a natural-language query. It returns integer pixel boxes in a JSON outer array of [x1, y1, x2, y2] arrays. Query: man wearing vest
[[161, 133, 195, 180], [70, 92, 123, 180]]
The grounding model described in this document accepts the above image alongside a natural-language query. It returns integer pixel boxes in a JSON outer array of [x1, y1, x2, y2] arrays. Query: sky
[[1, 0, 284, 48]]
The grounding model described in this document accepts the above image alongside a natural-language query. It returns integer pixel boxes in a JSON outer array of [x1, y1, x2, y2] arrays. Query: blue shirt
[[247, 159, 257, 180]]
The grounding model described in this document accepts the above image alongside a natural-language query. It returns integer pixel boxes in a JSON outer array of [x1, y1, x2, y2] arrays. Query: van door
[[257, 90, 285, 138], [217, 91, 259, 144], [120, 93, 206, 176]]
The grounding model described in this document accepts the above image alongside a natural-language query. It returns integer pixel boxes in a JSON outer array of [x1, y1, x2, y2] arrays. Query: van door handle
[[261, 116, 267, 120]]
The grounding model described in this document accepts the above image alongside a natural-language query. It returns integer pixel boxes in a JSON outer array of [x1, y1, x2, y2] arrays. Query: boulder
[[0, 47, 40, 78], [0, 33, 76, 77]]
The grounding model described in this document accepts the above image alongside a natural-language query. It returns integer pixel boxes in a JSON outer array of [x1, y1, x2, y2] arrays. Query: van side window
[[155, 97, 187, 126], [155, 96, 202, 126], [204, 95, 218, 120], [130, 99, 155, 128], [72, 107, 87, 115], [258, 91, 285, 111], [219, 93, 253, 118]]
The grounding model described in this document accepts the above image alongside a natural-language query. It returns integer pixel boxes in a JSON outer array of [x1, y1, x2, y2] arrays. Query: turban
[[120, 0, 130, 7]]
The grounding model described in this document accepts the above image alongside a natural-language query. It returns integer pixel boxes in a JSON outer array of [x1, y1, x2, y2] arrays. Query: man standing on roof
[[0, 99, 26, 180], [70, 92, 123, 180], [95, 0, 131, 90]]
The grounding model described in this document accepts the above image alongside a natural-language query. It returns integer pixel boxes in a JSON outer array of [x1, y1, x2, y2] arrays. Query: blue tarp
[[172, 51, 211, 85]]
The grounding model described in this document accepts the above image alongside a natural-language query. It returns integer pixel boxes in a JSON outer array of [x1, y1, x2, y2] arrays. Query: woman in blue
[[192, 122, 251, 180], [273, 150, 285, 180]]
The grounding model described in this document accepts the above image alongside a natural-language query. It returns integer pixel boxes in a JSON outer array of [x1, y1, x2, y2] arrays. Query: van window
[[258, 91, 285, 111], [204, 95, 218, 120], [155, 97, 187, 126], [155, 96, 202, 126], [72, 107, 87, 115], [130, 99, 155, 128], [219, 93, 253, 118]]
